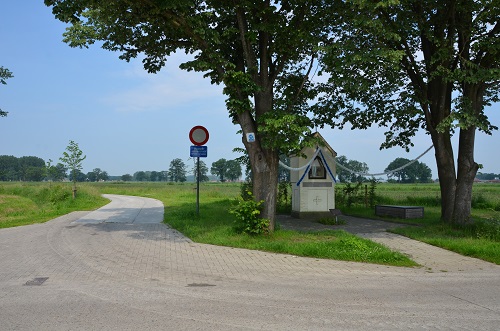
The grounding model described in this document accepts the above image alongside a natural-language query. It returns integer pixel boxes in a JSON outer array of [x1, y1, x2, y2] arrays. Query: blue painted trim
[[296, 164, 310, 186], [319, 150, 336, 183]]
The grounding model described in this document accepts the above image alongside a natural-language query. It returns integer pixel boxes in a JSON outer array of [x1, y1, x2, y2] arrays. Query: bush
[[230, 191, 270, 235], [472, 218, 500, 242], [239, 181, 253, 201]]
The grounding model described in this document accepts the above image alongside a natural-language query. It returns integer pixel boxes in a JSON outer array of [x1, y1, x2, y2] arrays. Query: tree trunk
[[430, 130, 456, 223], [452, 85, 482, 224], [250, 148, 279, 232], [453, 128, 478, 224], [236, 88, 279, 232]]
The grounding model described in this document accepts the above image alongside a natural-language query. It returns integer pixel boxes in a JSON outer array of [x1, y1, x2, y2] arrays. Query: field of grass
[[336, 182, 500, 222], [1, 181, 498, 265], [0, 183, 108, 228]]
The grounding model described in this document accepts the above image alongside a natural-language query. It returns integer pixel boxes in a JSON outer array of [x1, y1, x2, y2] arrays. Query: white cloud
[[100, 54, 224, 113]]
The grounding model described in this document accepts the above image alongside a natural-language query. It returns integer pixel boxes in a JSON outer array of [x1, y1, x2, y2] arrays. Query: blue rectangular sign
[[190, 145, 207, 157]]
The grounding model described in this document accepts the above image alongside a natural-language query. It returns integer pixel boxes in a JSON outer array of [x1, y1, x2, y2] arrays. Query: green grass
[[335, 182, 500, 264], [0, 182, 108, 228], [391, 224, 500, 265], [157, 198, 417, 267]]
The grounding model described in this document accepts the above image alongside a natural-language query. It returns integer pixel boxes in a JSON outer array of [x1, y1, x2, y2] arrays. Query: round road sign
[[189, 126, 209, 146]]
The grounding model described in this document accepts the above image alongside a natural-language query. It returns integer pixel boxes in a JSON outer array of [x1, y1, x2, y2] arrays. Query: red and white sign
[[189, 126, 209, 146]]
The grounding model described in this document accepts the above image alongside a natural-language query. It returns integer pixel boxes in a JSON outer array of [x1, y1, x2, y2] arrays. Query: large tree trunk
[[250, 148, 279, 231], [236, 87, 279, 232], [453, 127, 478, 224], [453, 84, 483, 224], [430, 130, 456, 223]]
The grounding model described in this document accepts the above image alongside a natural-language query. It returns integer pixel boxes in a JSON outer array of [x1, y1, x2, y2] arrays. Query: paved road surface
[[0, 195, 498, 330]]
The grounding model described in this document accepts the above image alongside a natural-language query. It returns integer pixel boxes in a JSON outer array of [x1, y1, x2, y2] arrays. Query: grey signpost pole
[[189, 126, 209, 217], [196, 156, 200, 215]]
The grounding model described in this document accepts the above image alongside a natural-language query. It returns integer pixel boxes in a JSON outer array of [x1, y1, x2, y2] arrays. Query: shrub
[[230, 191, 270, 235], [239, 181, 253, 201]]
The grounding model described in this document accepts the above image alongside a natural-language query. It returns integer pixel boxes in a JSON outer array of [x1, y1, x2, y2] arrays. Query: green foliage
[[385, 158, 432, 183], [239, 181, 253, 201], [230, 192, 270, 236], [0, 66, 13, 117], [210, 158, 242, 182], [471, 218, 500, 242], [277, 181, 292, 214], [168, 158, 187, 182], [0, 155, 48, 181], [339, 181, 363, 208], [60, 140, 86, 195], [335, 155, 370, 183], [367, 178, 378, 208], [39, 185, 71, 204], [471, 193, 489, 210], [317, 217, 346, 226]]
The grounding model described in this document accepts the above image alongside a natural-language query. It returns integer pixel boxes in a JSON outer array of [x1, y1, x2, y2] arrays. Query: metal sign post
[[196, 157, 200, 215], [189, 126, 209, 216]]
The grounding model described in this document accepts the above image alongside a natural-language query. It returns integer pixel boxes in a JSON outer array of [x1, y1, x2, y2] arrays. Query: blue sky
[[1, 2, 499, 178]]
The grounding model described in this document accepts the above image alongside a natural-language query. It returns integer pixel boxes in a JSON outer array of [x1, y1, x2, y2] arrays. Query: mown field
[[1, 181, 499, 265]]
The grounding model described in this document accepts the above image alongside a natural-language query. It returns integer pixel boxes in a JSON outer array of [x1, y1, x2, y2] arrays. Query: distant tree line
[[0, 155, 46, 181], [0, 155, 110, 182], [476, 173, 500, 181], [336, 155, 433, 183], [123, 158, 243, 183]]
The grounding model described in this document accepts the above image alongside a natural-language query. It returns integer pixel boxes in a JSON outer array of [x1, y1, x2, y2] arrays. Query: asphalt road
[[0, 194, 498, 330]]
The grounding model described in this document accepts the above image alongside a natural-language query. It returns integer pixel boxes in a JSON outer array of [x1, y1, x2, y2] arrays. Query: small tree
[[211, 159, 228, 182], [168, 158, 187, 182], [60, 140, 86, 198], [226, 160, 242, 182], [121, 174, 133, 182], [193, 159, 209, 182], [134, 171, 148, 182]]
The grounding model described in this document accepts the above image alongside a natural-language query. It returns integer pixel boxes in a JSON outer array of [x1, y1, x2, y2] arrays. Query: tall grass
[[0, 182, 107, 228]]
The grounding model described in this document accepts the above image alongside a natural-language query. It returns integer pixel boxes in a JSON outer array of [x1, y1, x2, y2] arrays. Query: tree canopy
[[211, 158, 242, 182], [0, 66, 13, 117], [315, 0, 499, 224], [168, 158, 187, 182], [335, 155, 370, 183], [385, 158, 432, 183]]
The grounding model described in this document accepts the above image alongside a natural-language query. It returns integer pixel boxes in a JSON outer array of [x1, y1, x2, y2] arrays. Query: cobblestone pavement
[[0, 195, 498, 330]]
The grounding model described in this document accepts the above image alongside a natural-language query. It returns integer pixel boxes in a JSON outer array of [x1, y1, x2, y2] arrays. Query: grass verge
[[338, 204, 500, 265], [0, 182, 108, 228], [390, 222, 500, 265]]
